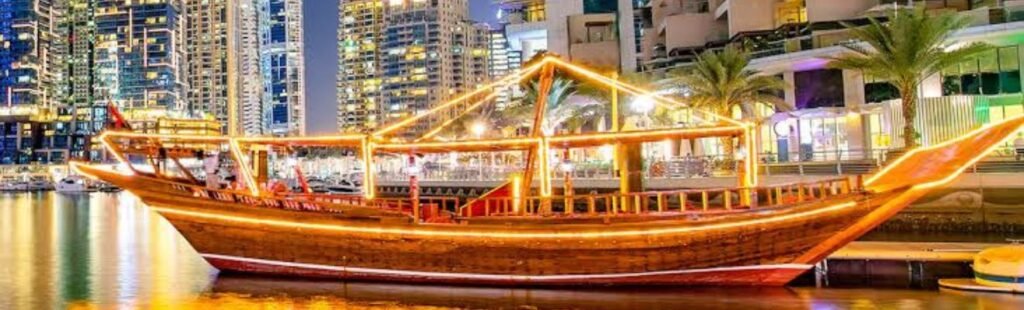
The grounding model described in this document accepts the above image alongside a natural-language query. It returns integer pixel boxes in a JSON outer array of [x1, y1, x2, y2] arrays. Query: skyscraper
[[258, 0, 305, 136], [53, 0, 95, 108], [0, 0, 56, 107], [337, 0, 490, 133], [185, 0, 235, 134], [236, 0, 263, 136], [337, 0, 384, 133], [94, 0, 188, 111]]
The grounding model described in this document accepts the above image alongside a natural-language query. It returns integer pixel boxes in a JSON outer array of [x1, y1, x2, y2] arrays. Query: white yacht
[[56, 175, 92, 193], [326, 171, 363, 194]]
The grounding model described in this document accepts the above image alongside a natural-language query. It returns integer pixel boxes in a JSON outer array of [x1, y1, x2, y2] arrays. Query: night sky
[[303, 0, 500, 134]]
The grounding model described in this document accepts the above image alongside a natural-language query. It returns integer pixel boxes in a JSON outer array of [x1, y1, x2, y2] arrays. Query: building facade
[[1, 0, 56, 107], [498, 0, 644, 72], [337, 0, 385, 133], [185, 0, 236, 134], [94, 0, 188, 111], [258, 0, 304, 136], [337, 0, 490, 133], [0, 0, 99, 163], [236, 0, 263, 136], [640, 0, 1024, 162]]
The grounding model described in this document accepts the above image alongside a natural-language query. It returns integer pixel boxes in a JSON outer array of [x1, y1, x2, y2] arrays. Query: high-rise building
[[53, 0, 95, 108], [94, 0, 188, 111], [488, 28, 518, 109], [636, 0, 1024, 162], [1, 0, 56, 107], [336, 0, 490, 133], [258, 0, 305, 136], [236, 0, 263, 136], [185, 0, 236, 134], [0, 0, 100, 163], [337, 0, 384, 133], [498, 0, 641, 72], [51, 0, 98, 160]]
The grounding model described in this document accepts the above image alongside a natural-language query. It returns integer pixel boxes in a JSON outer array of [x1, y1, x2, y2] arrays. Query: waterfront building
[[498, 0, 643, 72], [0, 0, 56, 107], [185, 0, 237, 134], [236, 0, 263, 136], [258, 0, 305, 136], [640, 0, 1024, 162], [337, 0, 385, 133], [0, 0, 98, 163], [489, 28, 515, 109], [52, 0, 106, 153], [336, 0, 490, 133], [93, 0, 188, 112]]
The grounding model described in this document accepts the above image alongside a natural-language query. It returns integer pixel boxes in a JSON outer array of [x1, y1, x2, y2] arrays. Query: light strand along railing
[[457, 177, 861, 218]]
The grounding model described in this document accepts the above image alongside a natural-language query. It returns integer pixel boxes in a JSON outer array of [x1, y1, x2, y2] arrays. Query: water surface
[[1, 192, 1022, 309]]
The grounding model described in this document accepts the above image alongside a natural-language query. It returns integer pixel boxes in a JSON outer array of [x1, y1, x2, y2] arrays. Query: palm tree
[[498, 77, 606, 135], [671, 45, 788, 156], [827, 8, 990, 149]]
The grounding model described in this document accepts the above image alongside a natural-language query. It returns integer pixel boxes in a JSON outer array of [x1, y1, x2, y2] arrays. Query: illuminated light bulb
[[631, 95, 656, 114]]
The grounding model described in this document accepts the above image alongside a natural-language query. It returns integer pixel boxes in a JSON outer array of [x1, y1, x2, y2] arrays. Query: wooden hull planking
[[79, 164, 905, 287]]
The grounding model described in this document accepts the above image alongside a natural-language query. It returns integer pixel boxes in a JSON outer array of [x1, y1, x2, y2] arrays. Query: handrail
[[456, 176, 860, 218]]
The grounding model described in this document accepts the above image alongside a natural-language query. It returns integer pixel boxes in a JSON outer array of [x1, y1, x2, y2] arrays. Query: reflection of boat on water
[[209, 275, 805, 309], [71, 57, 1024, 287]]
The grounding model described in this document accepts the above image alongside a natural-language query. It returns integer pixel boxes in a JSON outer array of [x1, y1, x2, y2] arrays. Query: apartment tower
[[258, 0, 305, 136], [337, 0, 490, 133]]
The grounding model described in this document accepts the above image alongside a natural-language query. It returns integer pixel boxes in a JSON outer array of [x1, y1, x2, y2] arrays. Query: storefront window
[[943, 45, 1021, 95], [868, 113, 891, 151], [797, 116, 849, 161], [864, 74, 899, 103]]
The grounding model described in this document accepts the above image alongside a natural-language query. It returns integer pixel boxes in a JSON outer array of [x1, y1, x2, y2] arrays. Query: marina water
[[2, 192, 1023, 309]]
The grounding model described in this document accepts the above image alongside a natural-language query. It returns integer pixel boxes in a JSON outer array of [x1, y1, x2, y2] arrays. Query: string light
[[866, 115, 1024, 192], [148, 201, 859, 239]]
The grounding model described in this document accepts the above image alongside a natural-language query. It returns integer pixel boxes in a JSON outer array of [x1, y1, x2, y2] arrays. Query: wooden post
[[775, 187, 783, 205], [701, 191, 709, 211], [679, 192, 687, 211], [408, 152, 420, 222], [724, 190, 732, 210], [588, 196, 596, 215], [630, 195, 638, 214], [520, 62, 556, 215], [657, 193, 666, 212]]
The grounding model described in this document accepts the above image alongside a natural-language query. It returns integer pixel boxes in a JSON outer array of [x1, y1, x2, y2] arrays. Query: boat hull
[[77, 164, 904, 287], [202, 253, 810, 286]]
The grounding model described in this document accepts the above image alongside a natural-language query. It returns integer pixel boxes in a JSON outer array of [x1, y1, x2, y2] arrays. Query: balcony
[[643, 4, 1024, 72]]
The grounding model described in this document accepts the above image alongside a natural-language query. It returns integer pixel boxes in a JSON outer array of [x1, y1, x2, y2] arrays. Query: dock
[[831, 241, 998, 262], [817, 241, 1003, 288]]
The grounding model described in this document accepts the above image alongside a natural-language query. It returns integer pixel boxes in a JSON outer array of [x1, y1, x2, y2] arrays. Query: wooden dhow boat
[[73, 57, 1024, 286]]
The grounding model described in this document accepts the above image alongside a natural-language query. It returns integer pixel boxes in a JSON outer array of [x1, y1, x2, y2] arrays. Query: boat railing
[[163, 174, 860, 222], [457, 176, 862, 218]]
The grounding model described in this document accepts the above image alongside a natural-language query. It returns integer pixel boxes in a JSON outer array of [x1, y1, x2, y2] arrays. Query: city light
[[631, 95, 656, 114], [470, 121, 488, 138]]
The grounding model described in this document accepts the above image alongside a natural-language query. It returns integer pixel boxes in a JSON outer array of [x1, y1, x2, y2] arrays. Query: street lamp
[[471, 121, 488, 180], [631, 95, 656, 114], [471, 122, 487, 138]]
